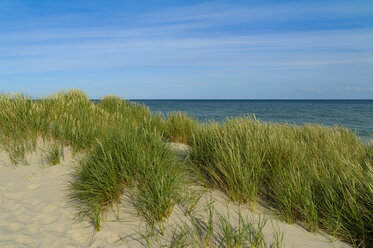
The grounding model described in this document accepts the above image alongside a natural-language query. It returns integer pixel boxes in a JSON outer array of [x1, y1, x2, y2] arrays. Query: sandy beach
[[0, 146, 352, 248]]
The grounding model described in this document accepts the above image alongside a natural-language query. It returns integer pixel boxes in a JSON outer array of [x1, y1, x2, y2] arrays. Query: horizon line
[[90, 98, 373, 101]]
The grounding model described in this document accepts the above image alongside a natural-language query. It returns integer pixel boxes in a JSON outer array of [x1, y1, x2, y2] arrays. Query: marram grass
[[191, 116, 373, 247], [68, 126, 186, 231], [44, 142, 64, 166], [163, 111, 199, 144], [138, 205, 283, 248], [0, 90, 371, 247]]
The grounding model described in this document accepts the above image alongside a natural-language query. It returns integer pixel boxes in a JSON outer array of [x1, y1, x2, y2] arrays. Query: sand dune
[[0, 148, 351, 248]]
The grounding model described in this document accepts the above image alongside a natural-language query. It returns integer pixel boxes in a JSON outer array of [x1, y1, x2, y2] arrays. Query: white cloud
[[1, 27, 372, 74], [344, 86, 373, 92]]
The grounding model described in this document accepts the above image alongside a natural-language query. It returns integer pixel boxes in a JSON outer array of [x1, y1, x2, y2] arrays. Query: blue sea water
[[133, 100, 373, 143]]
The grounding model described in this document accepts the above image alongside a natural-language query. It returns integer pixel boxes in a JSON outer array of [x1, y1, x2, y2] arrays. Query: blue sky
[[0, 0, 372, 99]]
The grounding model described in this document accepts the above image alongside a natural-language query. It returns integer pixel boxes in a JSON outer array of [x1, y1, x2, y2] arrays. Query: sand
[[0, 146, 352, 248]]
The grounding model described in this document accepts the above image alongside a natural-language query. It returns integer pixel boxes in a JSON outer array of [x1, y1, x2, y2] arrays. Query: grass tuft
[[69, 126, 185, 231], [44, 142, 64, 166], [138, 205, 282, 248], [163, 111, 199, 144]]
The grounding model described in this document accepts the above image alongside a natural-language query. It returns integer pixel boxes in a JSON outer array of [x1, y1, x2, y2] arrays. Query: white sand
[[0, 146, 351, 248]]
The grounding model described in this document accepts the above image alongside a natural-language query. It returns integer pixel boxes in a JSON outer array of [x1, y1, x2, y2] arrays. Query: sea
[[132, 100, 373, 143]]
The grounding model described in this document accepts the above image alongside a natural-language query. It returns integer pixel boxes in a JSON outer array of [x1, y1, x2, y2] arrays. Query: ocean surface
[[133, 100, 373, 143]]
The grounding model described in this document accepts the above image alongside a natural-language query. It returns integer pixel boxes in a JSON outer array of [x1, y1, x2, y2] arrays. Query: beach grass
[[0, 89, 371, 247], [138, 205, 283, 248], [190, 116, 373, 246], [68, 126, 186, 231], [163, 111, 199, 144], [44, 142, 64, 165]]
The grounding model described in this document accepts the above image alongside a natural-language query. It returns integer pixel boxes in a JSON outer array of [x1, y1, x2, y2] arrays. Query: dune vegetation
[[191, 118, 373, 247], [0, 89, 372, 247]]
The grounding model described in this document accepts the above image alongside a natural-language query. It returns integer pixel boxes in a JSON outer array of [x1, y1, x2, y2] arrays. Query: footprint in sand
[[6, 222, 22, 232], [15, 234, 34, 245], [66, 229, 89, 244], [42, 204, 57, 213], [33, 213, 58, 225], [88, 240, 108, 248], [3, 192, 25, 201], [24, 223, 41, 235], [48, 222, 67, 233], [15, 214, 31, 223], [29, 198, 41, 207], [26, 184, 40, 190], [0, 183, 16, 193], [41, 218, 56, 225]]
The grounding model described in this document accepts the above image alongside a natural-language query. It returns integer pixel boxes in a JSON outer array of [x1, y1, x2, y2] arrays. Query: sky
[[0, 0, 372, 99]]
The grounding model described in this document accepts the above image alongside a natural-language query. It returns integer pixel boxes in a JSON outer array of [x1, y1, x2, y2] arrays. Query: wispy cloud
[[138, 1, 373, 27], [344, 86, 373, 92], [0, 0, 372, 98], [1, 27, 372, 74]]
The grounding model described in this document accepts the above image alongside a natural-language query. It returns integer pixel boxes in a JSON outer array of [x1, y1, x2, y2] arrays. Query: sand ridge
[[0, 148, 352, 248]]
